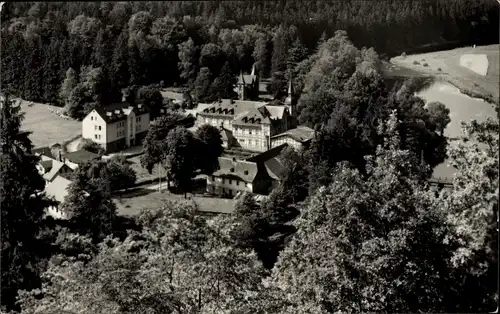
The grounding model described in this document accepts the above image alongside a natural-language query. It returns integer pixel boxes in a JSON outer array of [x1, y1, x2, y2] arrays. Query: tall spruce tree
[[0, 95, 55, 311]]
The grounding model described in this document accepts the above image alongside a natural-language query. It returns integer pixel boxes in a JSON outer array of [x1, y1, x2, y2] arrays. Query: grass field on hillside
[[390, 45, 499, 99], [19, 101, 81, 149]]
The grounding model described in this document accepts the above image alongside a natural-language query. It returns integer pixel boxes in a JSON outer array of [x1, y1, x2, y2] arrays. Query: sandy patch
[[459, 54, 488, 76]]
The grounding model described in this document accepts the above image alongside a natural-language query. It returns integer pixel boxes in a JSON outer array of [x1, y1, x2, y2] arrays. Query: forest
[[1, 0, 498, 110], [0, 1, 499, 313]]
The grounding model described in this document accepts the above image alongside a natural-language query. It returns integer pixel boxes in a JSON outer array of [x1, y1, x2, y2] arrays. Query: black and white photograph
[[0, 1, 498, 313]]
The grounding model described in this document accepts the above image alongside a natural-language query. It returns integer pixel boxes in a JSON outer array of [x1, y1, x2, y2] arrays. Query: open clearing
[[19, 100, 81, 149], [390, 45, 499, 99]]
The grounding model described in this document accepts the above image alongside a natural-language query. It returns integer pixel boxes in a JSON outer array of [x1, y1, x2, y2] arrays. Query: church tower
[[284, 75, 295, 115]]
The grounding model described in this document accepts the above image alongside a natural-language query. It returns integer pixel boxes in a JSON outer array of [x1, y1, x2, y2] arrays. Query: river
[[415, 80, 497, 181]]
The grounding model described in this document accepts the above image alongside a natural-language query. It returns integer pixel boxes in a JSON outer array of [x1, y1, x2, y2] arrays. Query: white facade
[[82, 111, 107, 145], [82, 107, 150, 151], [271, 136, 303, 150]]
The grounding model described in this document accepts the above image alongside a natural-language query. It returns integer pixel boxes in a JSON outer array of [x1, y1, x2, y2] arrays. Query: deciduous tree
[[195, 124, 223, 174]]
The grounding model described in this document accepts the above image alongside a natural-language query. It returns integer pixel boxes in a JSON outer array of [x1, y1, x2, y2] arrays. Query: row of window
[[237, 138, 264, 147], [94, 134, 102, 140], [94, 125, 102, 131], [136, 116, 142, 122]]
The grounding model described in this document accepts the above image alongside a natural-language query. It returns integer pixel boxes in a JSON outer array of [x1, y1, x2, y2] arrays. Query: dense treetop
[[1, 0, 497, 108]]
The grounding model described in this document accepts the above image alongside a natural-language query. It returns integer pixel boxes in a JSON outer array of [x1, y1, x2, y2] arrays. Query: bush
[[413, 61, 420, 65], [423, 63, 429, 67], [80, 139, 105, 155], [160, 80, 165, 88], [401, 52, 407, 58], [107, 155, 137, 191], [437, 68, 442, 71]]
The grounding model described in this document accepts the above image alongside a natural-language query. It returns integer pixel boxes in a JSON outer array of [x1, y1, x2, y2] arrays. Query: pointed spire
[[251, 63, 256, 76], [239, 70, 245, 85], [287, 71, 294, 96]]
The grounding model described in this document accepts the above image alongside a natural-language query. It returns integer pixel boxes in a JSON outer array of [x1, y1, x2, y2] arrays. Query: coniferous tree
[[42, 39, 61, 104], [111, 31, 130, 89], [0, 95, 56, 311], [269, 26, 289, 98]]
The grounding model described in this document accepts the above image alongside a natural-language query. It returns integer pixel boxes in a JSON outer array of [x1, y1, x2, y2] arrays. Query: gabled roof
[[44, 175, 72, 204], [93, 102, 149, 124], [232, 106, 271, 126], [213, 157, 259, 183], [43, 160, 71, 182], [265, 105, 287, 120], [271, 126, 315, 143], [63, 150, 101, 165]]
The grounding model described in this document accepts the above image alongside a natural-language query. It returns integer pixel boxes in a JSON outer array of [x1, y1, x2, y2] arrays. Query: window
[[236, 181, 239, 186], [245, 182, 249, 187], [98, 126, 101, 131], [98, 134, 101, 140], [95, 134, 98, 139], [91, 116, 93, 121], [249, 130, 252, 135], [117, 131, 120, 138], [229, 180, 232, 184], [222, 178, 225, 184], [241, 139, 245, 143], [94, 125, 98, 130]]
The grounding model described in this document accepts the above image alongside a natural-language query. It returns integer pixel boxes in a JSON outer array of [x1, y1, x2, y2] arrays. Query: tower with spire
[[284, 74, 295, 115], [234, 64, 259, 101]]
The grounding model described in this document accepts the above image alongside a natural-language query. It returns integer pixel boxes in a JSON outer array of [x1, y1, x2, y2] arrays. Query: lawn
[[127, 155, 163, 184], [19, 100, 81, 148], [390, 45, 499, 99]]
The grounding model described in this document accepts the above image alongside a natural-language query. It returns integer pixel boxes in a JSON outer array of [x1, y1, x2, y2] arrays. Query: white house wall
[[82, 110, 107, 144]]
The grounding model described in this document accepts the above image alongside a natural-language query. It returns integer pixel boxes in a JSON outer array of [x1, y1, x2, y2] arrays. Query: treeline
[[1, 0, 498, 107]]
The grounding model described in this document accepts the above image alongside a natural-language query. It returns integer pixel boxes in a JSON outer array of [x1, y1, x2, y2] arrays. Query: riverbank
[[390, 44, 499, 104]]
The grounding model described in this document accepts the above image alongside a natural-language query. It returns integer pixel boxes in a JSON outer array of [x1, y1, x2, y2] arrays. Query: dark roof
[[63, 150, 101, 165], [233, 107, 271, 126], [246, 143, 289, 163], [94, 102, 149, 124], [39, 160, 53, 172], [271, 126, 315, 143]]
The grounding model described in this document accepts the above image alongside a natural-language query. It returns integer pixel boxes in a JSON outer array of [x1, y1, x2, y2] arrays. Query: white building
[[82, 102, 150, 153]]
